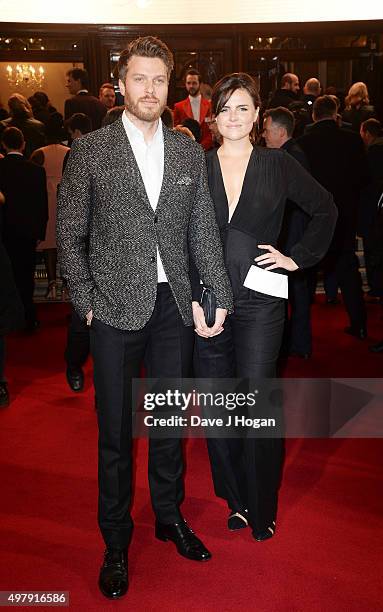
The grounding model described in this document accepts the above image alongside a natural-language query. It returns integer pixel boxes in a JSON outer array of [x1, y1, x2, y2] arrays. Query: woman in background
[[193, 73, 337, 541], [342, 82, 375, 132], [31, 113, 69, 299]]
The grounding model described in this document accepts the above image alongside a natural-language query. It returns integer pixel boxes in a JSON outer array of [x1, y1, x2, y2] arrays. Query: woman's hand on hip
[[255, 244, 298, 272]]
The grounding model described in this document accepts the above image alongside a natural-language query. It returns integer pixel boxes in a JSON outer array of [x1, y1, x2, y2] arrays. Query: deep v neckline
[[215, 147, 254, 224]]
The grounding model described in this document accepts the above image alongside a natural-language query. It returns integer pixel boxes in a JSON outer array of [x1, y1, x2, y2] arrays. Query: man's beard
[[124, 93, 164, 122], [188, 87, 200, 97]]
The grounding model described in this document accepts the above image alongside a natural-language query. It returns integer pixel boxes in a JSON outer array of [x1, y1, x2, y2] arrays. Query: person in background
[[160, 106, 174, 128], [28, 91, 57, 127], [173, 69, 213, 150], [0, 127, 48, 332], [302, 78, 321, 118], [61, 112, 93, 392], [0, 189, 25, 407], [0, 94, 45, 158], [262, 106, 313, 359], [30, 113, 70, 299], [101, 105, 125, 128], [267, 72, 300, 109], [64, 68, 106, 130], [342, 82, 375, 132], [359, 118, 383, 301], [181, 117, 201, 143], [299, 95, 368, 339], [99, 83, 116, 110]]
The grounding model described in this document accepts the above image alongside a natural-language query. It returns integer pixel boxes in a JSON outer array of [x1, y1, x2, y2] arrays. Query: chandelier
[[6, 64, 45, 88]]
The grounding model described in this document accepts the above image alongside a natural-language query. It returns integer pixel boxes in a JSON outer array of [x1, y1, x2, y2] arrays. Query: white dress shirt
[[189, 94, 201, 122], [122, 111, 168, 283]]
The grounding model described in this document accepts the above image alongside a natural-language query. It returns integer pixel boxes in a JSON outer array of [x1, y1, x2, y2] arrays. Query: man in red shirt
[[173, 69, 213, 150]]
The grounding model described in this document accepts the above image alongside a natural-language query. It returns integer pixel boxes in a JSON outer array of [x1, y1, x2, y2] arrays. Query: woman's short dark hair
[[212, 72, 260, 117]]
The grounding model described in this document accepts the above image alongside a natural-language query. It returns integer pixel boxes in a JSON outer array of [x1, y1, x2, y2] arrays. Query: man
[[61, 113, 93, 392], [0, 94, 45, 158], [99, 83, 116, 110], [173, 69, 213, 150], [268, 72, 300, 109], [57, 36, 233, 599], [359, 119, 383, 301], [64, 68, 106, 130], [299, 95, 367, 338], [0, 127, 48, 331], [263, 107, 312, 358], [302, 78, 321, 115]]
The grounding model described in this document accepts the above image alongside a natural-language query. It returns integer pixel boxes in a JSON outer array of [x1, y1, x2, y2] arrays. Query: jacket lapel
[[110, 117, 153, 215], [156, 125, 181, 212]]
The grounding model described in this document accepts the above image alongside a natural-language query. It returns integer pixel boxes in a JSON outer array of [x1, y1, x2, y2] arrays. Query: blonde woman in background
[[342, 82, 376, 132]]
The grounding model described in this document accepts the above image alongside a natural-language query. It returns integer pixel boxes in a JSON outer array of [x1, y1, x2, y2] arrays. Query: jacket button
[[150, 256, 156, 263], [154, 215, 158, 224]]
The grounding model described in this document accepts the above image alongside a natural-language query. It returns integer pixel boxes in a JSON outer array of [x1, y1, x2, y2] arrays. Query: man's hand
[[86, 310, 93, 326], [192, 302, 227, 338]]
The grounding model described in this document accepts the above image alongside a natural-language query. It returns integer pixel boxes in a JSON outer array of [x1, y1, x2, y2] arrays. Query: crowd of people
[[0, 36, 382, 599]]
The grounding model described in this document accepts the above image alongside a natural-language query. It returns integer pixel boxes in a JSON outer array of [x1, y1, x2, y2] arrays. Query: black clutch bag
[[200, 286, 217, 327]]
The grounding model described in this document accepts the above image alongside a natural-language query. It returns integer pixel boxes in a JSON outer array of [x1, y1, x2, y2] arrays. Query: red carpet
[[0, 299, 382, 611]]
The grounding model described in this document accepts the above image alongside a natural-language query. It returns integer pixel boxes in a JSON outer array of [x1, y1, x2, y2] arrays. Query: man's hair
[[1, 126, 25, 150], [185, 69, 201, 82], [263, 106, 295, 138], [117, 36, 174, 82], [65, 112, 92, 134], [182, 117, 201, 143], [8, 93, 32, 119], [99, 82, 115, 95], [313, 95, 337, 121], [304, 78, 321, 96], [281, 73, 298, 88], [361, 118, 382, 138], [101, 105, 125, 127], [66, 68, 89, 89], [212, 72, 260, 117], [161, 106, 174, 128]]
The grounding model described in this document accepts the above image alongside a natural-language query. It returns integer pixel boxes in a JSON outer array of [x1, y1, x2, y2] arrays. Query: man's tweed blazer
[[56, 117, 233, 330]]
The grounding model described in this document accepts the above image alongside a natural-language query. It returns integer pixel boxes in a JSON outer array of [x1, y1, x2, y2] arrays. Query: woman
[[192, 73, 337, 540], [31, 113, 69, 299], [342, 82, 375, 132]]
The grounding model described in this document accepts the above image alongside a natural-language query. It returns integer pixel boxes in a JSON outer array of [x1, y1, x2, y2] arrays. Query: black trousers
[[4, 236, 37, 327], [286, 270, 312, 355], [322, 250, 367, 328], [64, 305, 90, 371], [90, 284, 194, 550], [194, 288, 285, 535]]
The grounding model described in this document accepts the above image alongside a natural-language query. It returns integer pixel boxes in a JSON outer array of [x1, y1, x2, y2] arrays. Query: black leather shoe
[[0, 382, 9, 408], [344, 326, 367, 340], [98, 549, 128, 599], [369, 340, 383, 353], [66, 367, 84, 392], [155, 518, 211, 561]]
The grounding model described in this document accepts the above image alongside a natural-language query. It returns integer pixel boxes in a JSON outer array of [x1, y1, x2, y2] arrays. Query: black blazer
[[64, 92, 107, 130], [0, 239, 24, 334], [0, 154, 48, 241], [298, 119, 367, 250]]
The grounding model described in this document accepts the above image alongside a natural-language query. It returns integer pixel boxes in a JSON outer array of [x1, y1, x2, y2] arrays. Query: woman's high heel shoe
[[252, 521, 276, 541], [228, 509, 249, 531], [46, 281, 57, 300]]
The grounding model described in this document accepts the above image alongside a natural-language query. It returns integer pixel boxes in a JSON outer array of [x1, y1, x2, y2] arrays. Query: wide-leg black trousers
[[90, 284, 194, 550], [194, 288, 285, 535]]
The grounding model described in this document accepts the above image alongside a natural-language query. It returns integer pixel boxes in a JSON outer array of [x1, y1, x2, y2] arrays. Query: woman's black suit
[[193, 146, 337, 537]]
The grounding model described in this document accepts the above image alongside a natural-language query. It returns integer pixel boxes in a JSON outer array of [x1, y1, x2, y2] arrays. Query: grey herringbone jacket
[[56, 118, 233, 330]]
